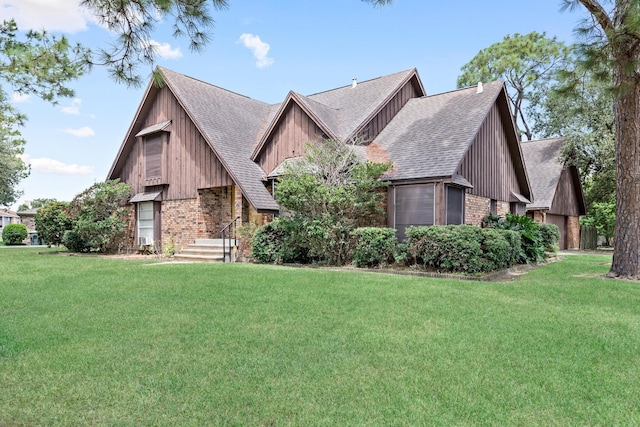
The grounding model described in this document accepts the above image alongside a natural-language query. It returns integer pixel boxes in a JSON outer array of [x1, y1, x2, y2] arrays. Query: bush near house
[[482, 213, 556, 263], [35, 201, 72, 246], [251, 217, 309, 264], [63, 180, 132, 253], [351, 227, 398, 268], [2, 223, 27, 245], [405, 225, 521, 273]]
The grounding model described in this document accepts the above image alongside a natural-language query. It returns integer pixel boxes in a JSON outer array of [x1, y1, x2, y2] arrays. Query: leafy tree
[[562, 0, 640, 278], [273, 139, 391, 265], [65, 180, 132, 253], [18, 198, 59, 212], [457, 32, 571, 141], [581, 200, 615, 246], [0, 126, 28, 208], [528, 63, 615, 210], [35, 201, 72, 246]]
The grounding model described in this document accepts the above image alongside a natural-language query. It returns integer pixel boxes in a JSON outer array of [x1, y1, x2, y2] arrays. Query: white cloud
[[20, 154, 93, 176], [12, 92, 30, 103], [0, 0, 91, 33], [238, 33, 274, 69], [148, 40, 183, 59], [63, 126, 95, 138], [61, 98, 82, 115]]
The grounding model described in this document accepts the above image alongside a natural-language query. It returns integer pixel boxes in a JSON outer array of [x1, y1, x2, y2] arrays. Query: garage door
[[546, 214, 567, 250]]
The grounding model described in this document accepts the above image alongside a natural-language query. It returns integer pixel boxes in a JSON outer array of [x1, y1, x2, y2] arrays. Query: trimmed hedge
[[351, 227, 397, 268], [2, 223, 27, 245], [406, 225, 521, 273]]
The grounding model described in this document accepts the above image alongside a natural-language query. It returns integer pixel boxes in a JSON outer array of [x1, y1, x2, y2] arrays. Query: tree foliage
[[271, 139, 391, 265], [0, 126, 28, 208], [35, 201, 72, 246], [457, 31, 571, 141], [528, 63, 615, 210], [65, 180, 132, 253], [18, 198, 59, 212]]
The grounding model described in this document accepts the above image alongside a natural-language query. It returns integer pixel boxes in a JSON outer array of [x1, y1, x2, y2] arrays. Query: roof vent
[[352, 78, 357, 88], [477, 82, 483, 94]]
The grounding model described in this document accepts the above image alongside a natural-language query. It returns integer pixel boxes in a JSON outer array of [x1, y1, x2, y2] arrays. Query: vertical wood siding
[[257, 102, 325, 175], [549, 168, 581, 216], [360, 81, 420, 143], [114, 87, 233, 200], [455, 103, 522, 201]]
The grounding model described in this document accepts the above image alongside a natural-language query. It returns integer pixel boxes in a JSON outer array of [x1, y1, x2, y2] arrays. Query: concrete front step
[[174, 239, 237, 262], [195, 238, 237, 246], [173, 253, 225, 262]]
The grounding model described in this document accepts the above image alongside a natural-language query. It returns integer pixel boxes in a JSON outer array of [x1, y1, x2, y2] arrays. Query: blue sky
[[2, 0, 589, 210]]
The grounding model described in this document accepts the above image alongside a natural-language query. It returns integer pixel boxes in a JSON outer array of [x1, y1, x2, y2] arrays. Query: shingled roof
[[307, 68, 423, 141], [159, 68, 280, 212], [520, 137, 581, 211], [373, 81, 509, 181]]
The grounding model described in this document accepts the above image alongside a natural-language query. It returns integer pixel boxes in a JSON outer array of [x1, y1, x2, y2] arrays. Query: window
[[490, 199, 497, 215], [137, 202, 154, 245], [144, 134, 163, 180], [446, 186, 465, 225], [510, 202, 525, 215], [394, 184, 435, 240]]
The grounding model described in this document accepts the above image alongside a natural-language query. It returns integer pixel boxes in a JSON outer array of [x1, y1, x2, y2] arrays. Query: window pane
[[394, 184, 435, 240], [446, 186, 464, 225], [137, 202, 154, 243]]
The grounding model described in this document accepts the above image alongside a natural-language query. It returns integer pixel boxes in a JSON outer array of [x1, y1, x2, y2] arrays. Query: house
[[0, 209, 19, 233], [16, 208, 41, 245], [521, 137, 586, 250], [108, 67, 532, 251]]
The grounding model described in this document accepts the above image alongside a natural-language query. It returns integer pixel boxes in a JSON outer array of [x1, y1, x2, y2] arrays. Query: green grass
[[1, 248, 638, 426]]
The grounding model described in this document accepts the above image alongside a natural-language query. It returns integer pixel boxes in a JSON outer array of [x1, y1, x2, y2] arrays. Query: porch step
[[174, 239, 237, 262]]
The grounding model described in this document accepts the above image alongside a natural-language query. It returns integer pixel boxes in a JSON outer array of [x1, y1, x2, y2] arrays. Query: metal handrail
[[220, 215, 240, 262]]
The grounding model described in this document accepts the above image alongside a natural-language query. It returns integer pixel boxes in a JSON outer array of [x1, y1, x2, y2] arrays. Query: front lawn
[[1, 249, 638, 426]]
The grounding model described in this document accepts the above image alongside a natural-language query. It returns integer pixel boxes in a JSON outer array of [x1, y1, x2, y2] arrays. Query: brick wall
[[465, 194, 490, 226], [161, 186, 234, 251], [496, 201, 510, 217], [567, 215, 580, 249], [531, 210, 545, 223]]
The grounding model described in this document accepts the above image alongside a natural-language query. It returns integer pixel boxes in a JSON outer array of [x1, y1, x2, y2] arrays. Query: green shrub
[[482, 213, 546, 263], [482, 228, 518, 271], [2, 223, 27, 245], [66, 180, 132, 253], [251, 218, 309, 264], [63, 230, 89, 253], [539, 223, 560, 253], [351, 227, 398, 268], [35, 201, 72, 246], [406, 225, 521, 273]]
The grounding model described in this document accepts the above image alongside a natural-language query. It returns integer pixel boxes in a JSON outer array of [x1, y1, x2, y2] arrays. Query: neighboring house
[[108, 67, 531, 250], [16, 208, 39, 245], [0, 209, 20, 234], [521, 137, 586, 250], [17, 208, 38, 233]]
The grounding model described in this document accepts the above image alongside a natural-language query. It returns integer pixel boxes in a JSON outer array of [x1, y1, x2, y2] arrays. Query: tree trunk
[[609, 66, 640, 279]]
